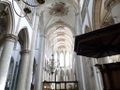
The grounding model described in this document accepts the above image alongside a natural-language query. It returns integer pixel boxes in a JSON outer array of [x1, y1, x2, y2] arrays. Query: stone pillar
[[34, 10, 45, 90], [75, 54, 81, 90], [25, 12, 40, 90], [16, 49, 30, 90], [92, 59, 103, 90], [74, 11, 85, 90], [79, 56, 86, 90], [86, 6, 103, 90], [35, 34, 45, 90], [75, 54, 86, 90], [0, 34, 17, 90], [75, 12, 82, 35]]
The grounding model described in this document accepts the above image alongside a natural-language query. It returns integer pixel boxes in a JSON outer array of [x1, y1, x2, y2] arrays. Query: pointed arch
[[0, 1, 15, 33], [0, 1, 15, 46], [18, 28, 30, 49]]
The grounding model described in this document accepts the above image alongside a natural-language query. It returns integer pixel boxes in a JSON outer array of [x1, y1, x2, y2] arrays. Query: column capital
[[4, 34, 18, 42], [20, 49, 31, 55]]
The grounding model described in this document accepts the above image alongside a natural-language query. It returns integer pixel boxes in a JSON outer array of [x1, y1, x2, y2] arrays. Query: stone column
[[34, 10, 45, 90], [16, 49, 30, 90], [0, 34, 17, 90], [75, 12, 82, 35], [74, 11, 85, 90], [74, 54, 81, 89], [75, 54, 86, 90], [92, 59, 103, 90], [86, 7, 103, 90], [35, 34, 45, 90], [80, 57, 86, 90], [25, 12, 40, 90]]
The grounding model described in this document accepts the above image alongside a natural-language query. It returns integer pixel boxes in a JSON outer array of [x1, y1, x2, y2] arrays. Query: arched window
[[60, 52, 64, 67]]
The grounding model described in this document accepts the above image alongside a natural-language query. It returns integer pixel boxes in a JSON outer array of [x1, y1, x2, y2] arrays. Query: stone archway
[[18, 28, 29, 50], [0, 1, 15, 50]]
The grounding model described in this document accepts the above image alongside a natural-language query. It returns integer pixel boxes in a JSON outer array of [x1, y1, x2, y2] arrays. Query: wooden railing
[[96, 62, 120, 90], [43, 81, 79, 90]]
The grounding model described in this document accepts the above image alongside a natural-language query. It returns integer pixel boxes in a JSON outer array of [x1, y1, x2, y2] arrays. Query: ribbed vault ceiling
[[44, 0, 77, 56], [47, 26, 74, 53]]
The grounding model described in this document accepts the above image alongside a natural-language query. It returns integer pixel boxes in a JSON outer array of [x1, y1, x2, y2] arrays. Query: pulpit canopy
[[74, 23, 120, 58]]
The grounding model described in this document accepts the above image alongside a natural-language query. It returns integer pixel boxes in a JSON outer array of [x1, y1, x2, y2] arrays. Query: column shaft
[[35, 11, 45, 90], [0, 34, 16, 90], [35, 35, 45, 90], [80, 57, 86, 90], [92, 59, 102, 90], [74, 12, 84, 90], [75, 54, 86, 90], [16, 49, 30, 90]]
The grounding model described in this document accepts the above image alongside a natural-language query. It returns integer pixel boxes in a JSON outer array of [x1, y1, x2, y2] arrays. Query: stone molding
[[4, 34, 17, 42], [101, 15, 114, 28], [20, 49, 31, 55]]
